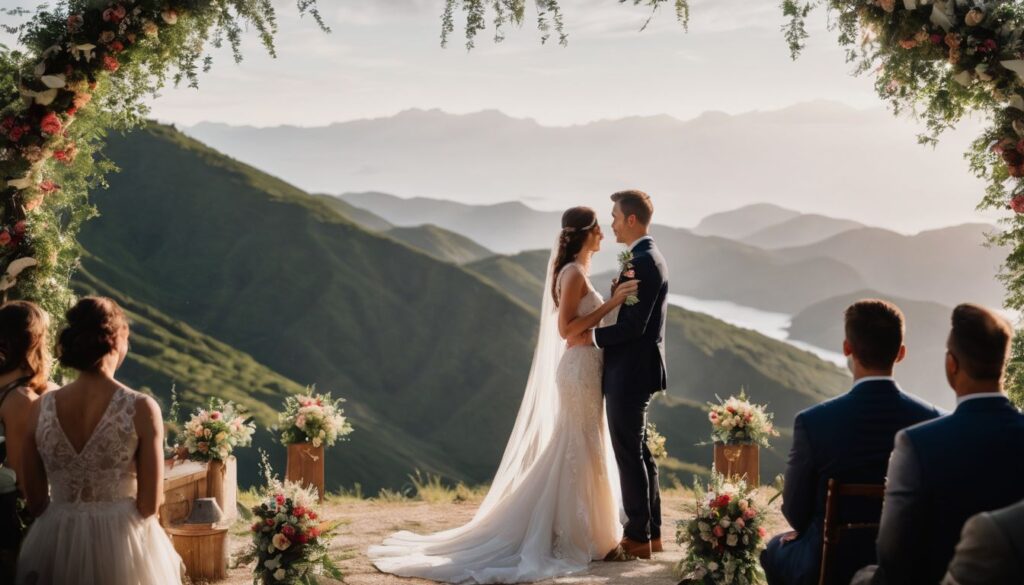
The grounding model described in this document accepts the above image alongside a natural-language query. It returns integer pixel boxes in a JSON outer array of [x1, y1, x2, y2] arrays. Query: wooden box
[[713, 443, 760, 486], [160, 460, 208, 528], [287, 443, 325, 501]]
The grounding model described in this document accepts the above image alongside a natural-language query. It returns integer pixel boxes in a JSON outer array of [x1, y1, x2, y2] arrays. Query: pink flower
[[275, 494, 286, 505], [102, 54, 120, 72], [735, 517, 746, 529], [39, 180, 59, 194], [713, 525, 725, 538], [930, 34, 944, 45], [898, 39, 917, 50], [979, 39, 998, 53], [210, 411, 222, 420], [281, 524, 295, 537], [308, 511, 318, 520], [0, 232, 12, 247], [67, 14, 84, 33], [14, 221, 26, 236], [1011, 194, 1024, 214], [758, 527, 767, 538], [293, 506, 306, 517], [39, 112, 62, 136], [744, 507, 757, 520]]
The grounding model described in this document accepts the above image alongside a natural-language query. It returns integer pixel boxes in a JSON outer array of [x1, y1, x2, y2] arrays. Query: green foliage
[[440, 0, 689, 49]]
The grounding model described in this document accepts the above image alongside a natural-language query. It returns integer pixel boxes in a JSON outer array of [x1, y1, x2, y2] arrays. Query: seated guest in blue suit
[[853, 304, 1024, 585], [761, 299, 942, 585]]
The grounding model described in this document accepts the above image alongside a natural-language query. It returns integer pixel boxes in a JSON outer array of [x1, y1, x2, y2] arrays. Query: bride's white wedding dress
[[368, 262, 622, 584], [16, 386, 183, 585]]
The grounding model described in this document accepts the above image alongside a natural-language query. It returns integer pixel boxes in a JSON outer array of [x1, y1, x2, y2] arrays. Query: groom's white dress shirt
[[956, 392, 1006, 405], [591, 235, 653, 348]]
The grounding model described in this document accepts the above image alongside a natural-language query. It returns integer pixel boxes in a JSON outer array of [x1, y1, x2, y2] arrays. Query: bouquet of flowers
[[278, 391, 353, 448], [676, 474, 768, 585], [707, 391, 779, 448], [179, 398, 255, 462], [238, 454, 342, 584], [646, 422, 668, 461], [616, 249, 640, 306]]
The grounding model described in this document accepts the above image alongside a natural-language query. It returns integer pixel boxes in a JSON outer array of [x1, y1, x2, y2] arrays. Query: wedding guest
[[760, 299, 941, 585], [0, 301, 53, 580], [852, 303, 1024, 585], [941, 498, 1024, 585], [16, 297, 182, 584]]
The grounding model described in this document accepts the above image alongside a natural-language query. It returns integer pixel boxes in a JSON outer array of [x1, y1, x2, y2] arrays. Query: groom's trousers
[[606, 390, 661, 543]]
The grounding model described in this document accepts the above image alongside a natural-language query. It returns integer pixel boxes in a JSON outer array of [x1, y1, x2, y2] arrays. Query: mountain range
[[181, 102, 988, 234], [75, 123, 852, 490]]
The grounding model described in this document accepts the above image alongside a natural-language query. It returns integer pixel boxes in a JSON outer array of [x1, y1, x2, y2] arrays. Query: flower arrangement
[[238, 453, 342, 584], [676, 474, 768, 585], [707, 391, 778, 448], [278, 391, 353, 448], [616, 249, 640, 306], [646, 422, 668, 461], [179, 398, 255, 462], [0, 1, 325, 324]]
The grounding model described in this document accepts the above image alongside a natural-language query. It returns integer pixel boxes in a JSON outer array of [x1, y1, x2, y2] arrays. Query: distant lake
[[667, 294, 848, 367]]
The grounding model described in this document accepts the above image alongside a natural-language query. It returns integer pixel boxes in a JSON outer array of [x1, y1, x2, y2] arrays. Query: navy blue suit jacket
[[594, 238, 668, 396], [872, 395, 1024, 585], [777, 379, 942, 585]]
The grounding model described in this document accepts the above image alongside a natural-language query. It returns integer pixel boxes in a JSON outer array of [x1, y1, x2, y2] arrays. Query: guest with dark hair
[[0, 301, 53, 581], [853, 303, 1024, 585], [760, 299, 941, 585], [16, 296, 183, 584]]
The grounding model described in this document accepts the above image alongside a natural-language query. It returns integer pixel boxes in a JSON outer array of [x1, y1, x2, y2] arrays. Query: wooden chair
[[818, 479, 885, 585]]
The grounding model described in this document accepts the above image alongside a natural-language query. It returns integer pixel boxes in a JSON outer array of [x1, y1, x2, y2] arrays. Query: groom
[[571, 189, 669, 560]]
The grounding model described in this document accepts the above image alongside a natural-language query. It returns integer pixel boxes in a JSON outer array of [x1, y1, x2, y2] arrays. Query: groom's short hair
[[611, 190, 653, 226], [844, 299, 904, 369], [948, 303, 1012, 381]]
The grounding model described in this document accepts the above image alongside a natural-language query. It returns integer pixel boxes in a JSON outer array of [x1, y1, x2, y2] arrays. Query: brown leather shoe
[[651, 538, 663, 553], [620, 537, 652, 559]]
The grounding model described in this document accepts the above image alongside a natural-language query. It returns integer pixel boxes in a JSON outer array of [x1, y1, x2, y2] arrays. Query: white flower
[[726, 534, 739, 546], [707, 561, 719, 572], [312, 437, 322, 447], [274, 568, 287, 580], [263, 556, 281, 570], [272, 533, 291, 551], [719, 518, 731, 528], [161, 9, 179, 25]]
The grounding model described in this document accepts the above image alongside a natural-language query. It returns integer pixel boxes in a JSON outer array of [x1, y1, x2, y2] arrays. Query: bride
[[369, 206, 639, 583]]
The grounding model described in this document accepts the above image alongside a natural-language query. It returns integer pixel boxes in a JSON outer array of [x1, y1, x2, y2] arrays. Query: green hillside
[[385, 224, 494, 264], [309, 194, 393, 231], [82, 124, 540, 491], [465, 250, 550, 308]]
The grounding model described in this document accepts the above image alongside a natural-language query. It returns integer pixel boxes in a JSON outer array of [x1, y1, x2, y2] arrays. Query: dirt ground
[[220, 490, 787, 585]]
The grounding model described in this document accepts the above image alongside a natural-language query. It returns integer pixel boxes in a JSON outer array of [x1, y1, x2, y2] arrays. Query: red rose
[[109, 41, 125, 53], [980, 39, 998, 52], [14, 221, 26, 236], [713, 525, 725, 538], [265, 518, 275, 526], [40, 112, 62, 136], [1, 117, 14, 131], [251, 522, 261, 532], [1012, 194, 1024, 214], [275, 494, 285, 505], [65, 106, 78, 117], [281, 525, 295, 536], [308, 511, 318, 520], [9, 126, 25, 142], [1010, 165, 1024, 178], [0, 232, 12, 247], [309, 527, 320, 538], [102, 54, 120, 72], [293, 506, 306, 517], [930, 33, 943, 45], [296, 533, 310, 544]]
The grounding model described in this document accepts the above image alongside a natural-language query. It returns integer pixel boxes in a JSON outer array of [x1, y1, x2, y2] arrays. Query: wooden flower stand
[[206, 457, 237, 522], [287, 443, 325, 501], [166, 524, 229, 581], [160, 460, 208, 528], [713, 443, 760, 485]]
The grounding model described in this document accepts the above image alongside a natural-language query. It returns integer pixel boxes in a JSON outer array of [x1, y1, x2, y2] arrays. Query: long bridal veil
[[368, 240, 623, 583]]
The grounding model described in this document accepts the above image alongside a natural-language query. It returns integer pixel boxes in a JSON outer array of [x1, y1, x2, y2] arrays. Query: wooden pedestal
[[713, 443, 760, 485], [286, 443, 325, 501], [160, 460, 208, 528], [166, 524, 228, 581], [206, 457, 237, 522]]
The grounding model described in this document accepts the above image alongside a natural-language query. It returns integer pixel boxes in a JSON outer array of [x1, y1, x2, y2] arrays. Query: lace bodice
[[36, 387, 139, 504]]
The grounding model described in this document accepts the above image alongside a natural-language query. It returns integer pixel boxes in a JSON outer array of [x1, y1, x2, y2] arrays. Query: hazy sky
[[6, 0, 884, 126], [2, 0, 1005, 230]]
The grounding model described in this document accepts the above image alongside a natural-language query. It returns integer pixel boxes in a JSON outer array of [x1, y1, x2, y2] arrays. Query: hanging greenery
[[0, 0, 327, 324]]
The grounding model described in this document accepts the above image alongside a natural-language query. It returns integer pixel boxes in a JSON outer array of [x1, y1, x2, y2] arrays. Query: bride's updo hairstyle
[[57, 296, 129, 372], [0, 301, 51, 393], [552, 206, 598, 306]]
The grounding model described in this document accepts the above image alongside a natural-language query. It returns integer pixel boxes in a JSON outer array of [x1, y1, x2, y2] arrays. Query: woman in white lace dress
[[369, 207, 638, 584], [16, 297, 182, 585]]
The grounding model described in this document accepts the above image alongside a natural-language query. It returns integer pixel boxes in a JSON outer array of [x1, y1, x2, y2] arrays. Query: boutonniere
[[617, 249, 640, 306]]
